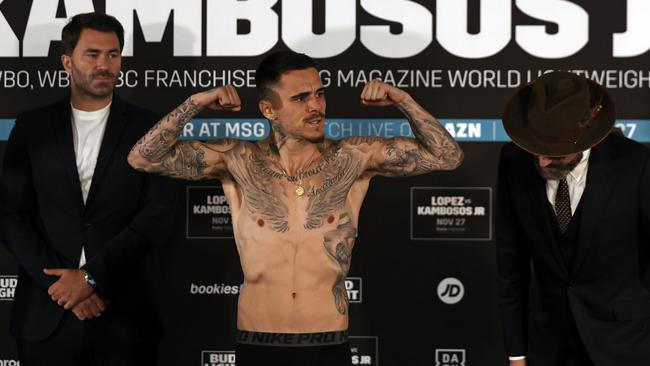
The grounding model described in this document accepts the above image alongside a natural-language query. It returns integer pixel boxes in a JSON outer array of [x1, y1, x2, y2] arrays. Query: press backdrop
[[1, 1, 650, 365]]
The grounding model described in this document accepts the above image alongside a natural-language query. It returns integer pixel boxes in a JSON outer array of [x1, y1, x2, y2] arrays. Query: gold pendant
[[295, 185, 305, 197]]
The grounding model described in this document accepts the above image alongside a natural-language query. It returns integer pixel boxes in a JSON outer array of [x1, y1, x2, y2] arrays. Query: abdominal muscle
[[230, 202, 353, 333], [219, 165, 369, 333]]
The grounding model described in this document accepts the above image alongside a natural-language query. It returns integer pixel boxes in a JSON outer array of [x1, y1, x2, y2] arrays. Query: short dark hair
[[255, 51, 318, 100], [61, 12, 124, 55]]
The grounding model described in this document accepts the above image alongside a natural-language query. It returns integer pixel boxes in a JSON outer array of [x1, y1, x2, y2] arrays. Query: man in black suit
[[496, 71, 650, 366], [0, 13, 178, 365]]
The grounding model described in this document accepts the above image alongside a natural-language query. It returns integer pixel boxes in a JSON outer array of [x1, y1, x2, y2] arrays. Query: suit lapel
[[571, 137, 616, 280], [84, 95, 128, 208], [523, 157, 570, 278], [51, 98, 85, 210]]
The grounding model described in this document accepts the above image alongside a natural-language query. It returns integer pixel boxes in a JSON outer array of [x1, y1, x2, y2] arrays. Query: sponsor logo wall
[[1, 1, 649, 364], [436, 349, 466, 366], [411, 187, 491, 241], [0, 361, 20, 366], [346, 277, 363, 304], [350, 336, 378, 366], [437, 277, 465, 305], [187, 187, 233, 239], [202, 351, 236, 366], [0, 276, 17, 301]]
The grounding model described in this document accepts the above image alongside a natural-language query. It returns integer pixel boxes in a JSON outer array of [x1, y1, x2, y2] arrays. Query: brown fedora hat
[[503, 71, 615, 156]]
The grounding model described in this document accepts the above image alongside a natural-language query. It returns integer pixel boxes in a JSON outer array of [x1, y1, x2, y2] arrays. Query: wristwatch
[[83, 271, 97, 290]]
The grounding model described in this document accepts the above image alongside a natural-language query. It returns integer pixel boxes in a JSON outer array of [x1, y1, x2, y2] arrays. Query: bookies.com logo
[[437, 277, 464, 305], [436, 349, 466, 366], [201, 351, 235, 366], [350, 336, 378, 365], [190, 283, 242, 296], [346, 277, 362, 303], [0, 275, 17, 301]]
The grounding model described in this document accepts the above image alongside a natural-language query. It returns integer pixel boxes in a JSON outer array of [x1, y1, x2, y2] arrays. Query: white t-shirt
[[71, 102, 111, 267]]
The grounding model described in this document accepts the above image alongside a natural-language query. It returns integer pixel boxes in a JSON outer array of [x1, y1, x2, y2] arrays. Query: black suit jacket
[[496, 133, 650, 365], [0, 95, 179, 342]]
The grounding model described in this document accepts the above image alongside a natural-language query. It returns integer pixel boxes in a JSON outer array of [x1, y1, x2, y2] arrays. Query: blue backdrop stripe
[[1, 119, 649, 142]]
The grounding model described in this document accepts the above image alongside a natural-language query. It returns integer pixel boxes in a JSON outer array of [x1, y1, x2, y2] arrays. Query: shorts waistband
[[236, 330, 348, 347]]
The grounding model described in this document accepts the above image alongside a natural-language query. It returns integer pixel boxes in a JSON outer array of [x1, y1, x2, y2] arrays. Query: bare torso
[[128, 82, 463, 333], [219, 139, 371, 333]]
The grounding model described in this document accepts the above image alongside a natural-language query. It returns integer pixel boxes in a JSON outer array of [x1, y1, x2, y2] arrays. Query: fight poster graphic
[[411, 187, 492, 241], [350, 336, 379, 366], [186, 186, 233, 239]]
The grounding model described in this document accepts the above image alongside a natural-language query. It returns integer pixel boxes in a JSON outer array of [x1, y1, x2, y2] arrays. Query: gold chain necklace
[[278, 153, 318, 197]]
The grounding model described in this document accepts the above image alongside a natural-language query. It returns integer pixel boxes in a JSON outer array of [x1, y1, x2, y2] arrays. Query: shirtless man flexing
[[128, 51, 463, 366]]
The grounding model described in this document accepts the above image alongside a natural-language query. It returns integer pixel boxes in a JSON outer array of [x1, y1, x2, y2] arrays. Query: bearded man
[[496, 71, 650, 366]]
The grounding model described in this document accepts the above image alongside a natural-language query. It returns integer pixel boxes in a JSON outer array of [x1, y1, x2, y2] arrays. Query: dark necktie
[[555, 178, 572, 233]]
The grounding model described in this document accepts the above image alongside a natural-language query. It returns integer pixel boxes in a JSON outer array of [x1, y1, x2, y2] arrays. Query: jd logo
[[437, 277, 464, 305]]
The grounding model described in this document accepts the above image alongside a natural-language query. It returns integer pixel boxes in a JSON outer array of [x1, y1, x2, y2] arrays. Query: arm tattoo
[[323, 213, 357, 314], [342, 101, 463, 177], [168, 97, 202, 130], [158, 141, 209, 179], [392, 99, 464, 173], [132, 97, 220, 180], [378, 138, 437, 176]]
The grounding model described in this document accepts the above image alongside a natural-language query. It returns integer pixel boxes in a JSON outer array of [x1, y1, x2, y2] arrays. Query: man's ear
[[61, 54, 72, 76], [259, 100, 276, 120]]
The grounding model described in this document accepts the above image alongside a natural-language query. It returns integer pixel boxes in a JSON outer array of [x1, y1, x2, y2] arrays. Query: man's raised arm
[[341, 80, 463, 177], [128, 85, 242, 180]]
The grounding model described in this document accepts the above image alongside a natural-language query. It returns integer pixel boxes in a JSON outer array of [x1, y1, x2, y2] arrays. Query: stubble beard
[[302, 112, 325, 143], [71, 63, 116, 99], [535, 152, 583, 180], [271, 114, 326, 147]]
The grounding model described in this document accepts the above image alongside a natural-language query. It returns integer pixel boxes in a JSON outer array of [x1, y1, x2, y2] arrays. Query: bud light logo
[[201, 351, 235, 366], [0, 275, 17, 301], [435, 349, 466, 366], [437, 277, 464, 305]]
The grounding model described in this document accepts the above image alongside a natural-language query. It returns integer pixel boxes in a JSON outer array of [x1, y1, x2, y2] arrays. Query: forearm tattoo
[[394, 99, 463, 173], [132, 98, 215, 179], [323, 213, 357, 314], [342, 100, 462, 177]]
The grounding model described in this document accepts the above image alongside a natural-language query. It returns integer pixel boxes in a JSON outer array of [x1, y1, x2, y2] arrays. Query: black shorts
[[235, 330, 351, 366]]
